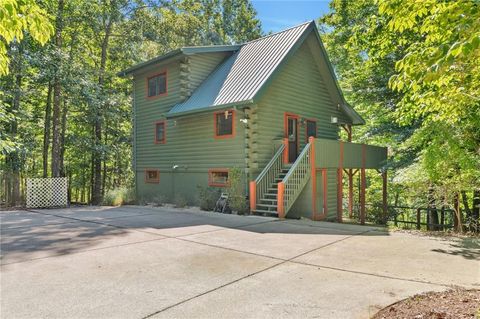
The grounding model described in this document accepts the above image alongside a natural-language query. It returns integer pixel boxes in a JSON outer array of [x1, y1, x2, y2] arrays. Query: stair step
[[263, 193, 277, 198], [260, 198, 277, 203], [256, 203, 277, 209], [253, 209, 279, 216]]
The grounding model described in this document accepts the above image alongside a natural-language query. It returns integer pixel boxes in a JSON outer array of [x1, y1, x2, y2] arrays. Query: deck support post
[[337, 141, 344, 223], [249, 181, 256, 213], [348, 171, 354, 218], [360, 144, 366, 225], [344, 125, 353, 219], [309, 137, 317, 220], [382, 170, 387, 223], [277, 182, 285, 219]]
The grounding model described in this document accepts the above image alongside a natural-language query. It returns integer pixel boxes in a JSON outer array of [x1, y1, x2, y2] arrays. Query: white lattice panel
[[26, 177, 68, 208]]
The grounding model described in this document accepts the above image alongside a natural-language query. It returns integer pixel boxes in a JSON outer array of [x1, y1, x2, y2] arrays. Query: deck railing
[[251, 144, 286, 211], [278, 141, 312, 217]]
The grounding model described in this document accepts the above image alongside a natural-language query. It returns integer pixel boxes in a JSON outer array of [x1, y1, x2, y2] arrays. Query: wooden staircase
[[251, 137, 313, 218], [252, 165, 291, 216]]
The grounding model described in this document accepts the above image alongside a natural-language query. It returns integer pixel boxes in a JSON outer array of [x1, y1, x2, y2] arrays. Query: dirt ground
[[372, 288, 480, 319]]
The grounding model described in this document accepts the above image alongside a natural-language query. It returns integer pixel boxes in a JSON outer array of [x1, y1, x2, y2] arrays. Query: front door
[[285, 114, 298, 163]]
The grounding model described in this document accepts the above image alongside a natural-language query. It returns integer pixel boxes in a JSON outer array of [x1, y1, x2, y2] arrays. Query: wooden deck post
[[277, 182, 285, 219], [309, 137, 316, 220], [348, 171, 354, 218], [360, 144, 366, 225], [382, 170, 387, 223], [346, 125, 353, 219], [249, 181, 256, 213], [337, 141, 344, 223]]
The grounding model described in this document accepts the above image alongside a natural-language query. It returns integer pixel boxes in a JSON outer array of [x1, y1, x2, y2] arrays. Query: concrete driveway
[[1, 206, 478, 318]]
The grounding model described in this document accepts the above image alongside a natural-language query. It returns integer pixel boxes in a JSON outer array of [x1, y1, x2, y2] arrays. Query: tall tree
[[51, 0, 65, 177]]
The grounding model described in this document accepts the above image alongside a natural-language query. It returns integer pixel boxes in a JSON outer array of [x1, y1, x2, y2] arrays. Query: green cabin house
[[120, 21, 387, 222]]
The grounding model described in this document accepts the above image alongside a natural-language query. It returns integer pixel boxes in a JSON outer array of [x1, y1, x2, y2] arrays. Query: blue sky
[[251, 0, 331, 33]]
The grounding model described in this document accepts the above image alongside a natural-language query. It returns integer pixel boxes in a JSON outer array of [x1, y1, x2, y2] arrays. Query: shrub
[[197, 185, 221, 211], [228, 167, 249, 215], [174, 194, 188, 208], [102, 187, 135, 206], [150, 195, 167, 206]]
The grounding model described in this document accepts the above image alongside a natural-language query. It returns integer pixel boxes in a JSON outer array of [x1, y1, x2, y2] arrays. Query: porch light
[[331, 116, 338, 124]]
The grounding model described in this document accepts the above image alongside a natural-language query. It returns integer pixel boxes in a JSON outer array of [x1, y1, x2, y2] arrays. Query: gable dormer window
[[147, 72, 167, 98]]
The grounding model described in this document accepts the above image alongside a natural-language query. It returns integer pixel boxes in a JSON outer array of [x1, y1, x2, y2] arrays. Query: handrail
[[279, 142, 312, 216], [255, 144, 285, 183], [253, 144, 286, 211]]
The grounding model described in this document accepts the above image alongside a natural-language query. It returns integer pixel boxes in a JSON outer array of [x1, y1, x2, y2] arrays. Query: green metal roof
[[119, 21, 365, 125], [165, 21, 364, 125], [167, 22, 313, 117], [118, 45, 241, 77]]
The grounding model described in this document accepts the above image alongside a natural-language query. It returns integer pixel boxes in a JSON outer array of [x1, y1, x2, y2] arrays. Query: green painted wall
[[252, 33, 347, 216], [133, 52, 243, 204]]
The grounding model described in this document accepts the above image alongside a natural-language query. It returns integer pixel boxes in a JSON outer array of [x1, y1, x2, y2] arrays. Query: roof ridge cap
[[241, 20, 314, 46]]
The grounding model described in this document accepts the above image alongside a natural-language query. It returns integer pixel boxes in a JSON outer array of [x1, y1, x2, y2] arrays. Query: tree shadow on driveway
[[1, 206, 388, 265]]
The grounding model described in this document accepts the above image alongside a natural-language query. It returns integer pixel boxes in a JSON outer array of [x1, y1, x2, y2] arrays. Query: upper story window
[[155, 121, 166, 144], [214, 110, 235, 138], [306, 119, 317, 141], [147, 72, 167, 98]]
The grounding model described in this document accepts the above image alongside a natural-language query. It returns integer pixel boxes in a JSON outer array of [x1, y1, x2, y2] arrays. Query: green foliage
[[174, 194, 188, 208], [102, 187, 135, 206], [320, 0, 480, 222], [0, 0, 54, 75], [228, 167, 248, 214], [0, 0, 262, 205], [197, 185, 221, 211]]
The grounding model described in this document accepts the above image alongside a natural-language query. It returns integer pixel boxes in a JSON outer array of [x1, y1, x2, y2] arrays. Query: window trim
[[144, 169, 160, 183], [214, 110, 235, 139], [145, 70, 168, 99], [305, 118, 317, 142], [154, 120, 166, 144], [208, 168, 230, 187]]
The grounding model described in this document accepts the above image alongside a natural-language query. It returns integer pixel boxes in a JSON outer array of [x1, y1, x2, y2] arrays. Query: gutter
[[164, 100, 255, 119]]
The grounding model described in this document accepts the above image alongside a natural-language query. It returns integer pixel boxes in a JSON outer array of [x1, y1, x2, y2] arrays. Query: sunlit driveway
[[1, 206, 478, 318]]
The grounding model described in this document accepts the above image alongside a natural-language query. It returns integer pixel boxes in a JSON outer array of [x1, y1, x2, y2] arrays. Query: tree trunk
[[51, 0, 64, 177], [427, 186, 439, 230], [461, 190, 472, 219], [6, 41, 23, 206], [91, 2, 115, 205], [59, 98, 68, 177], [471, 189, 479, 232], [453, 193, 463, 232], [43, 83, 53, 177]]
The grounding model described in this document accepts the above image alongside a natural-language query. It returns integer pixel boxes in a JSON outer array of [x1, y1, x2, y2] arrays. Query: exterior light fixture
[[331, 116, 338, 124]]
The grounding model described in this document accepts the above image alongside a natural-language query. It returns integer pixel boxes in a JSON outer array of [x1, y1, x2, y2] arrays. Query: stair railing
[[250, 144, 286, 211], [278, 140, 312, 217]]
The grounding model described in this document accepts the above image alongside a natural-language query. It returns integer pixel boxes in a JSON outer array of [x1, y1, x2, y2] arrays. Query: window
[[306, 119, 317, 141], [208, 169, 229, 187], [214, 110, 235, 138], [147, 72, 167, 98], [155, 121, 166, 144], [145, 169, 159, 183]]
